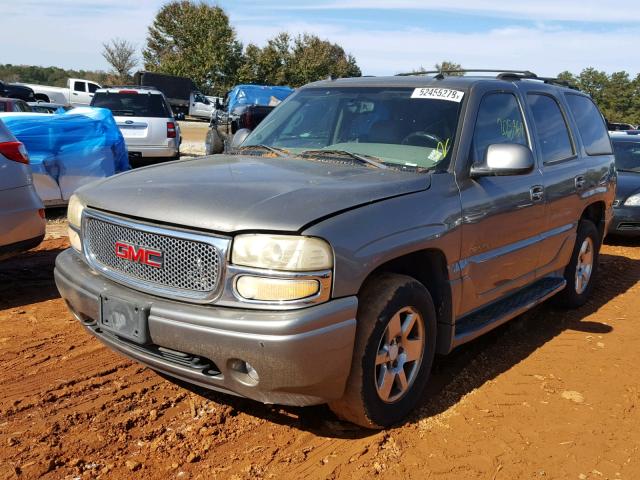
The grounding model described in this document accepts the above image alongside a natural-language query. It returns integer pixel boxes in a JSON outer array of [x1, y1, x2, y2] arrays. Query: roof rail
[[395, 69, 579, 90], [396, 69, 537, 78]]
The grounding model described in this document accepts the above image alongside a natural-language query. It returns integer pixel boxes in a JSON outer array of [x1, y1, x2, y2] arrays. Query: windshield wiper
[[300, 149, 388, 169], [235, 144, 288, 157]]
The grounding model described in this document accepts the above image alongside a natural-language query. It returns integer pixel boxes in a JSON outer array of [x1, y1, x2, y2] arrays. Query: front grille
[[84, 215, 223, 299]]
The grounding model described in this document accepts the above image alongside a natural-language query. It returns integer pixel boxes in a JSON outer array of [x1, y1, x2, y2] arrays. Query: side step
[[453, 277, 566, 348]]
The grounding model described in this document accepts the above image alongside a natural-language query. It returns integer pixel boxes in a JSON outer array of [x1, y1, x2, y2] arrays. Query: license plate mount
[[100, 294, 151, 344]]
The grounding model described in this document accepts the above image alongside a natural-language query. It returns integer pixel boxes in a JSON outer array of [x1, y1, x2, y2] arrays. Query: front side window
[[472, 93, 528, 164], [527, 94, 574, 163], [88, 83, 99, 93], [565, 94, 612, 156], [244, 86, 464, 170]]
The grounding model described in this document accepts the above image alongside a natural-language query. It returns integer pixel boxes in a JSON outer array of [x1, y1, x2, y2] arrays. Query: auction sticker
[[411, 87, 464, 102]]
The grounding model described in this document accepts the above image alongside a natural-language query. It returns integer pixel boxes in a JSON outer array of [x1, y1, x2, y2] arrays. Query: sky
[[4, 0, 640, 78]]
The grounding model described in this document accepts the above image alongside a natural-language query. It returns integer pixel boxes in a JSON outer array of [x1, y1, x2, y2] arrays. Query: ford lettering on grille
[[84, 216, 222, 298]]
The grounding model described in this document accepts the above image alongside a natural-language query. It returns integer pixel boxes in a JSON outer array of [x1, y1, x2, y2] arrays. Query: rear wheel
[[205, 129, 224, 155], [328, 274, 437, 428], [555, 219, 600, 307]]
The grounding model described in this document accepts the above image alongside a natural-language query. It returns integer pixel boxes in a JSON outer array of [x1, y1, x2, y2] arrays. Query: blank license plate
[[100, 294, 150, 344]]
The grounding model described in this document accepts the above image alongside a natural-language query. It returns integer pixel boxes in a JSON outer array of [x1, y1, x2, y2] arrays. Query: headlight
[[67, 194, 85, 228], [67, 194, 85, 252], [232, 234, 333, 271], [624, 194, 640, 206]]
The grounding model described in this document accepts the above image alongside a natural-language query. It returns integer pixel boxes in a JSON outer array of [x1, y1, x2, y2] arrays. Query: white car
[[91, 87, 181, 167], [20, 78, 101, 107]]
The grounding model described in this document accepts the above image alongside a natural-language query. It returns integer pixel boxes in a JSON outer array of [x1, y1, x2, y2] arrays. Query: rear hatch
[[91, 91, 170, 147]]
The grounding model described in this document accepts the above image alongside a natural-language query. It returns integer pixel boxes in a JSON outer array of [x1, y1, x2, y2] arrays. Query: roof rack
[[395, 69, 579, 90]]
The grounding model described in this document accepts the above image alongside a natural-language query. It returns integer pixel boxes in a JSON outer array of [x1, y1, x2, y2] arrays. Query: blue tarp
[[1, 107, 128, 203], [227, 85, 294, 112]]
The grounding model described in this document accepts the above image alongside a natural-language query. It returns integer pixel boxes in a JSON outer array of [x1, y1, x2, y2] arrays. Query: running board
[[453, 277, 566, 348]]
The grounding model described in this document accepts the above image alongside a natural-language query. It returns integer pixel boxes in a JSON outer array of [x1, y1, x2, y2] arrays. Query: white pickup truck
[[20, 78, 101, 107]]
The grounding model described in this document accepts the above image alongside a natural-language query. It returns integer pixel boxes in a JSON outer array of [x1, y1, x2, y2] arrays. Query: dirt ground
[[1, 229, 639, 480]]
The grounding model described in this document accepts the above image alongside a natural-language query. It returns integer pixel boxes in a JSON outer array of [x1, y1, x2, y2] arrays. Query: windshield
[[91, 93, 170, 118], [612, 139, 640, 172], [243, 86, 463, 170]]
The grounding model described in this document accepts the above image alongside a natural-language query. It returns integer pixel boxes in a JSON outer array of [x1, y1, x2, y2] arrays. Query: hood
[[78, 155, 430, 233], [616, 170, 640, 201]]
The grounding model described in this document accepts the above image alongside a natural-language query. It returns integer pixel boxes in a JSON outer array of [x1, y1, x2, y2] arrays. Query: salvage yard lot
[[0, 230, 639, 480]]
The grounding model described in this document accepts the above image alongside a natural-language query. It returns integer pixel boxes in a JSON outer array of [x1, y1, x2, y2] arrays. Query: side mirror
[[470, 143, 534, 177], [230, 128, 251, 150], [215, 99, 222, 109]]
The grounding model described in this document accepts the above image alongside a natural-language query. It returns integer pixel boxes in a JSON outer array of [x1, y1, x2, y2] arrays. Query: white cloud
[[281, 0, 640, 24], [234, 21, 640, 77]]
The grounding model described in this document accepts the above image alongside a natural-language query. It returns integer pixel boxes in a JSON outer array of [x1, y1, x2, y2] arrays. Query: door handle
[[575, 175, 586, 190], [530, 185, 544, 202]]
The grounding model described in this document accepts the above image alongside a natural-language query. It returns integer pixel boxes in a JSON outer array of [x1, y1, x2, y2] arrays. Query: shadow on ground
[[178, 252, 639, 439]]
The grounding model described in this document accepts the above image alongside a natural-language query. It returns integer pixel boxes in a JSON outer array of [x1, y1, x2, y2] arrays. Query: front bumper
[[608, 206, 640, 236], [54, 249, 357, 406]]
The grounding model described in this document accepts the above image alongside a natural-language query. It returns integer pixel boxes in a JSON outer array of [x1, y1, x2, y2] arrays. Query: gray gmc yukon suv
[[55, 71, 616, 428]]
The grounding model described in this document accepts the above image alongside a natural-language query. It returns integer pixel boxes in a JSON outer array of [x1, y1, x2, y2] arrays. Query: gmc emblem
[[114, 241, 163, 268]]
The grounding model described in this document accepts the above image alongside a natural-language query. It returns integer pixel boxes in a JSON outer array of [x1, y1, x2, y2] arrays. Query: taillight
[[0, 141, 29, 164], [38, 208, 45, 219], [167, 122, 176, 139]]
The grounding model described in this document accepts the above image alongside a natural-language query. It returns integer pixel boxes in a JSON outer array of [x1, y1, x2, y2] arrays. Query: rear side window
[[472, 92, 528, 163], [527, 94, 574, 163], [91, 92, 170, 118], [73, 81, 86, 92], [565, 94, 612, 155]]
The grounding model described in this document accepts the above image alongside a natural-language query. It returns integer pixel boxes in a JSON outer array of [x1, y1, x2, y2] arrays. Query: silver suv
[[91, 87, 181, 167], [55, 70, 615, 428]]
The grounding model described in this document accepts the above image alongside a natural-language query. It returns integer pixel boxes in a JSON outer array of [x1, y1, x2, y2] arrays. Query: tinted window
[[0, 103, 5, 112], [91, 92, 170, 118], [565, 94, 612, 155], [527, 94, 574, 163], [73, 81, 85, 92], [612, 139, 640, 172], [472, 93, 527, 163], [88, 83, 99, 93]]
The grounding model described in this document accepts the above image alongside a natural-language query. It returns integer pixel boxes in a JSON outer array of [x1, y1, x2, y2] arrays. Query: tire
[[328, 273, 437, 429], [205, 129, 224, 155], [555, 219, 600, 308]]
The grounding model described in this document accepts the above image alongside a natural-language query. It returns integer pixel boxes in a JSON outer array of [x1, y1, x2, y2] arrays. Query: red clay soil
[[1, 237, 639, 480]]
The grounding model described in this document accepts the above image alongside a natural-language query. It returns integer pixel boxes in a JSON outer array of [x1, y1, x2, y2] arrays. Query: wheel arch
[[581, 201, 606, 240], [34, 93, 50, 102], [360, 248, 453, 353]]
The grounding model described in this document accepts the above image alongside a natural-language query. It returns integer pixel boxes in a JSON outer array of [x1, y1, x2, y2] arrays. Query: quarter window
[[472, 93, 528, 164], [565, 94, 612, 155], [527, 94, 574, 163]]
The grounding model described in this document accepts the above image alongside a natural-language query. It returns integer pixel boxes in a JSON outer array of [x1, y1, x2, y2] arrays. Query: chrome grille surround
[[82, 209, 230, 303]]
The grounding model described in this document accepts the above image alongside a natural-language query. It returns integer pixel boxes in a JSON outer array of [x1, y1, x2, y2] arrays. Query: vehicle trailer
[[133, 71, 213, 120]]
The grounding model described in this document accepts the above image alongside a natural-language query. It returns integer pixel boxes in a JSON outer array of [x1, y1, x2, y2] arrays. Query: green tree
[[237, 33, 361, 87], [434, 60, 463, 76], [143, 1, 243, 94]]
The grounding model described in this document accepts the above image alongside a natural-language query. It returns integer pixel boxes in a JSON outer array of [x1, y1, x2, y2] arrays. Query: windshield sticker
[[428, 150, 443, 161], [411, 88, 464, 103]]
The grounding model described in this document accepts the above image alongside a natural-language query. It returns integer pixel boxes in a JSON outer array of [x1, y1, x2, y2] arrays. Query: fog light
[[236, 276, 320, 301], [68, 227, 82, 252]]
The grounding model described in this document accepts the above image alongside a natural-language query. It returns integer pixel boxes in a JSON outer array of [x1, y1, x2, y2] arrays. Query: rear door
[[523, 90, 583, 277], [458, 89, 546, 314]]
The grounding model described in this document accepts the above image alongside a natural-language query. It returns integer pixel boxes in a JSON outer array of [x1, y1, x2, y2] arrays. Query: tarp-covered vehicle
[[0, 108, 128, 206]]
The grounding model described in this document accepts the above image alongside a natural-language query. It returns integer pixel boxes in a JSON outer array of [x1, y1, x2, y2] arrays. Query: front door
[[458, 91, 545, 315]]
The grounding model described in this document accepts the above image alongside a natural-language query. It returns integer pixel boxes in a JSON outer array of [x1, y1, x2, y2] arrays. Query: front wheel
[[555, 219, 600, 307], [329, 274, 437, 428], [205, 129, 224, 155]]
